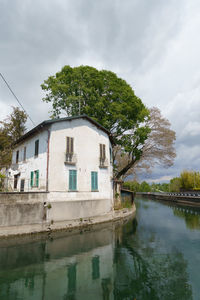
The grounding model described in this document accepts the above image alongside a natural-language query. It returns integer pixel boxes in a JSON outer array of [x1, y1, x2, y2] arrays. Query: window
[[14, 174, 20, 189], [66, 137, 75, 164], [100, 144, 106, 160], [23, 147, 26, 161], [91, 171, 98, 191], [109, 147, 112, 163], [69, 170, 77, 191], [99, 144, 108, 167], [20, 179, 25, 192], [30, 170, 39, 187], [66, 137, 74, 154], [35, 140, 39, 157], [16, 150, 19, 163]]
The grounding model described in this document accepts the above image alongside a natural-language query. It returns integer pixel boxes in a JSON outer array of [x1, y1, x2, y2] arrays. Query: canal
[[0, 197, 200, 299]]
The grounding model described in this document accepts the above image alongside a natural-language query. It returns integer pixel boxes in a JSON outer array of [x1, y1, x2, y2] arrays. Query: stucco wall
[[48, 118, 113, 204], [9, 130, 48, 192], [9, 118, 113, 204]]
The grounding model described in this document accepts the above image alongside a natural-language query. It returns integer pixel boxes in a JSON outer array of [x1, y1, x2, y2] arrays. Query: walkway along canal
[[0, 196, 199, 299]]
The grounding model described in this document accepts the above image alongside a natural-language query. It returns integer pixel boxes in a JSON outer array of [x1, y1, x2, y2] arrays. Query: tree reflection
[[113, 219, 193, 300], [173, 206, 200, 230]]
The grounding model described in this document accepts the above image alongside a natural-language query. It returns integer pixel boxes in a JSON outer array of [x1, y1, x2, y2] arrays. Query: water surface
[[0, 197, 200, 299]]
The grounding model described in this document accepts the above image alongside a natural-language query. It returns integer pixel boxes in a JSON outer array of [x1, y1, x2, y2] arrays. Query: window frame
[[69, 169, 77, 191], [34, 139, 39, 157], [16, 150, 19, 164], [30, 170, 39, 188], [91, 171, 98, 191], [66, 137, 74, 154], [23, 146, 26, 162]]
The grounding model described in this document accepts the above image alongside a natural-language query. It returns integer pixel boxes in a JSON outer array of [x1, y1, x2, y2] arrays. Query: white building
[[8, 115, 114, 221]]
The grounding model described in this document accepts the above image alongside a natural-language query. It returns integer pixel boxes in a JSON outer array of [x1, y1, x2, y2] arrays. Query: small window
[[23, 147, 26, 161], [66, 137, 74, 154], [100, 144, 106, 159], [35, 140, 39, 157], [69, 170, 77, 191], [109, 147, 112, 163], [14, 174, 20, 189], [16, 150, 19, 163], [91, 172, 98, 191], [30, 170, 39, 187], [20, 179, 25, 192]]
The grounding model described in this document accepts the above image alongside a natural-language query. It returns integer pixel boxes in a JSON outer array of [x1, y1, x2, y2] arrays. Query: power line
[[0, 72, 36, 127]]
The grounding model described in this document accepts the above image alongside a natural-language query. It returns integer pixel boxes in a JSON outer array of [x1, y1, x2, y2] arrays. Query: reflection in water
[[0, 199, 199, 299], [92, 256, 100, 280], [173, 205, 200, 230], [67, 263, 77, 299]]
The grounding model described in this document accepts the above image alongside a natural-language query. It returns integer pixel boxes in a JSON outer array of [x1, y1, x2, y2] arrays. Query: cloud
[[1, 0, 200, 181]]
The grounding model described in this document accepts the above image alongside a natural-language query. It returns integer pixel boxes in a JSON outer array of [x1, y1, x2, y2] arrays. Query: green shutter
[[95, 172, 98, 190], [69, 170, 77, 191], [91, 172, 94, 191], [91, 172, 98, 191], [36, 170, 39, 187], [30, 171, 34, 187]]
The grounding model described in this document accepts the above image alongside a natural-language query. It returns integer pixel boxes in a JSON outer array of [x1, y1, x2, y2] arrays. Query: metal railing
[[137, 191, 200, 197], [99, 157, 108, 168], [65, 153, 77, 165]]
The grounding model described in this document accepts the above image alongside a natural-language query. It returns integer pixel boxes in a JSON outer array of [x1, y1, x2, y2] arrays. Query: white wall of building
[[48, 118, 113, 203], [9, 130, 48, 191], [9, 118, 113, 212]]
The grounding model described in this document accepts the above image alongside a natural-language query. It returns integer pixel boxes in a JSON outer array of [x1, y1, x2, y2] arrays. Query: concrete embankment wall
[[0, 192, 135, 237], [136, 192, 200, 207], [0, 192, 48, 227]]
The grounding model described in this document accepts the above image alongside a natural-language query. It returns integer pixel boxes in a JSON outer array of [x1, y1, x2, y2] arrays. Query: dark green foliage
[[169, 177, 181, 192], [123, 181, 140, 192], [123, 180, 169, 193], [41, 65, 150, 179], [139, 181, 151, 192], [0, 107, 27, 167]]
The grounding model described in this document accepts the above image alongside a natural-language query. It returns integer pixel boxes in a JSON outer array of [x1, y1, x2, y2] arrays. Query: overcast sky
[[1, 0, 200, 182]]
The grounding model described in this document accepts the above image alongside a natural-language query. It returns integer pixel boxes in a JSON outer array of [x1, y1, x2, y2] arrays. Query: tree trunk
[[115, 158, 136, 180]]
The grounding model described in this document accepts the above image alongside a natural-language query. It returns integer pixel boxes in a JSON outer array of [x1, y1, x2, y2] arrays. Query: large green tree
[[41, 65, 150, 179], [0, 107, 27, 168]]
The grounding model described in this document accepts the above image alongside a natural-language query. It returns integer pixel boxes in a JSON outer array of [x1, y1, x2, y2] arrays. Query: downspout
[[46, 129, 50, 192]]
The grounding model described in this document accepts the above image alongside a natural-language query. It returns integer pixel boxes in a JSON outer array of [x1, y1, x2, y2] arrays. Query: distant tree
[[0, 107, 27, 168], [139, 181, 151, 192], [123, 180, 140, 192], [179, 170, 200, 190], [115, 107, 176, 179], [41, 65, 150, 179], [180, 170, 194, 190], [169, 177, 181, 192]]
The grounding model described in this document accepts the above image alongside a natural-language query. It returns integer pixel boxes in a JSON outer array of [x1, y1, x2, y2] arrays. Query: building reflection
[[0, 221, 117, 300], [0, 214, 193, 300]]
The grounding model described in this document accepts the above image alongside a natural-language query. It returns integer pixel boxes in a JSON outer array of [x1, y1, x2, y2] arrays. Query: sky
[[1, 0, 200, 183]]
